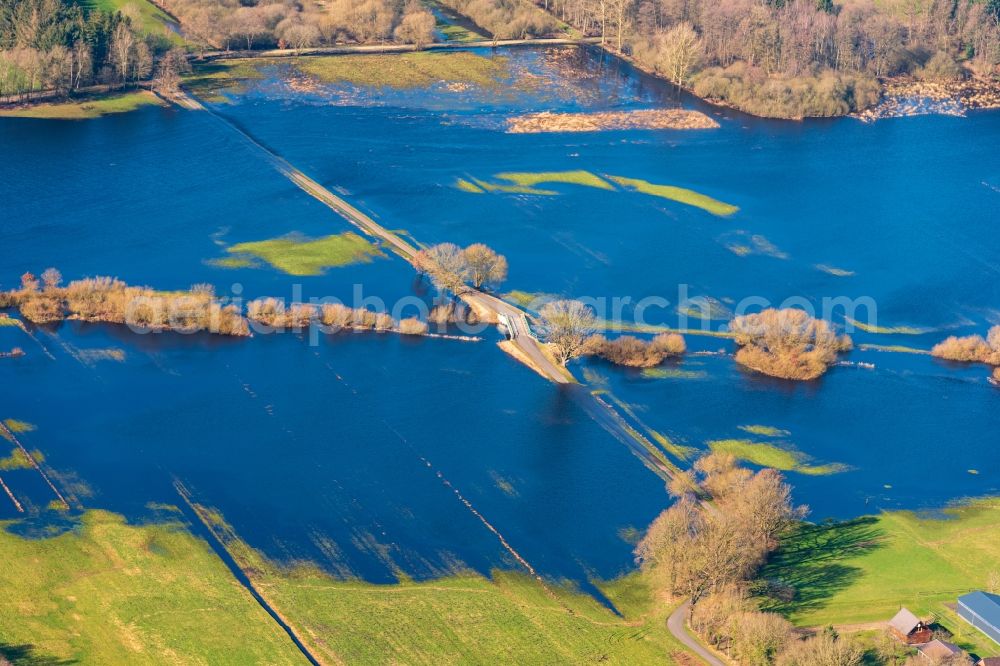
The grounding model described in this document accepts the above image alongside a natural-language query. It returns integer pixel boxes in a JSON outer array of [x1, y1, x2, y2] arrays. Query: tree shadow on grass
[[757, 517, 885, 618], [0, 643, 76, 665]]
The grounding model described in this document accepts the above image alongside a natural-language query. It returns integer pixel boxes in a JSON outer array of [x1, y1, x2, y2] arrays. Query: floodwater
[[1, 45, 998, 585]]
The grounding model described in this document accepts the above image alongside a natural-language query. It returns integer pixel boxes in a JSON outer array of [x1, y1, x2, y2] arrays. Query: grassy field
[[82, 0, 184, 44], [708, 438, 847, 476], [183, 61, 266, 103], [0, 510, 305, 664], [189, 501, 690, 664], [762, 498, 1000, 657], [296, 52, 510, 89], [607, 175, 739, 217], [492, 170, 616, 190], [0, 91, 164, 120], [227, 233, 385, 275]]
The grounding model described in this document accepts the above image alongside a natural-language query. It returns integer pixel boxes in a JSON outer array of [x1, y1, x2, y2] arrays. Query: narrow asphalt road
[[667, 601, 725, 666]]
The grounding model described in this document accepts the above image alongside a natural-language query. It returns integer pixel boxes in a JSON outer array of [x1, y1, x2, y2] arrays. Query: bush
[[692, 64, 880, 119], [18, 296, 64, 323], [730, 308, 850, 380], [931, 326, 1000, 365], [919, 51, 964, 81], [582, 333, 686, 367], [397, 317, 429, 335]]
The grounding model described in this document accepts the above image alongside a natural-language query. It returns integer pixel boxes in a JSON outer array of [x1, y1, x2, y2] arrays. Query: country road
[[668, 601, 726, 666], [176, 90, 573, 385]]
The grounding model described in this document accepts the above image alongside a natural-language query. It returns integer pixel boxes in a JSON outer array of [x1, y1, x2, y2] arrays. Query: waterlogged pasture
[[1, 44, 999, 595]]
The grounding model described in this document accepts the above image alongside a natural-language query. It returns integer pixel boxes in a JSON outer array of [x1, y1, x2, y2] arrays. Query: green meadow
[[0, 91, 164, 120], [82, 0, 185, 43], [226, 233, 385, 275], [761, 498, 1000, 658], [184, 61, 266, 104], [708, 439, 847, 476], [188, 502, 691, 664], [0, 510, 304, 664], [606, 175, 739, 216], [296, 52, 510, 89]]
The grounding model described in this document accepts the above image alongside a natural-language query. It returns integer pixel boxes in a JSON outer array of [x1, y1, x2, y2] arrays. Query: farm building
[[918, 639, 962, 661], [890, 607, 934, 644], [958, 591, 1000, 645]]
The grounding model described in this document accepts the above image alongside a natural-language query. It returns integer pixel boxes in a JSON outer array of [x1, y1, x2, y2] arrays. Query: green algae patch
[[815, 263, 855, 277], [492, 170, 615, 191], [845, 317, 931, 335], [0, 315, 23, 327], [227, 232, 385, 276], [0, 91, 164, 120], [641, 367, 707, 380], [708, 438, 847, 476], [738, 424, 790, 437], [296, 52, 509, 89], [607, 175, 738, 216], [0, 509, 304, 664]]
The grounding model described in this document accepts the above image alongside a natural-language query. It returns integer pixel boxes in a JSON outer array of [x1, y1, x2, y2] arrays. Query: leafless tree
[[539, 299, 597, 365]]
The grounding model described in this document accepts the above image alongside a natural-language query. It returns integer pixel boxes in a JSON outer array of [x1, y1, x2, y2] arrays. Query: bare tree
[[109, 22, 136, 87], [462, 243, 508, 290], [40, 268, 62, 290], [539, 299, 597, 365], [658, 22, 703, 87]]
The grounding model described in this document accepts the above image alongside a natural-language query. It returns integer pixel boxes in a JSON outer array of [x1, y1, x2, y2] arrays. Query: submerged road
[[174, 87, 572, 384]]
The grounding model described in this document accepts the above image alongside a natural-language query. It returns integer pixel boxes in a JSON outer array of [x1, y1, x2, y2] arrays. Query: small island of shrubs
[[730, 308, 852, 381], [582, 333, 686, 368], [931, 325, 1000, 383], [2, 270, 249, 336]]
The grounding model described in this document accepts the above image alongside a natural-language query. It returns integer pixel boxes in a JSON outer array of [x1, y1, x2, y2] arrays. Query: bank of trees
[[582, 331, 686, 366], [0, 0, 190, 98], [635, 454, 874, 665], [157, 0, 436, 51], [541, 0, 1000, 117]]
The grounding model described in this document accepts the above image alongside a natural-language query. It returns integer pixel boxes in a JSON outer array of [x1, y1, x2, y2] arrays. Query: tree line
[[458, 0, 999, 116], [156, 0, 437, 52], [0, 0, 189, 98]]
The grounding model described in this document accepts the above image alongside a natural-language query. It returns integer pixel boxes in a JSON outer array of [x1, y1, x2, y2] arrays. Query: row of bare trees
[[159, 0, 437, 52]]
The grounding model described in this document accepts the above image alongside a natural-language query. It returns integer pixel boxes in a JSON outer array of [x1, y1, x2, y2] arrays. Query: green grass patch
[[845, 317, 931, 335], [454, 178, 485, 193], [738, 424, 790, 437], [470, 177, 556, 195], [595, 318, 735, 339], [206, 256, 261, 270], [184, 60, 266, 103], [226, 232, 385, 276], [649, 429, 699, 460], [503, 290, 558, 309], [82, 0, 184, 44], [0, 91, 164, 120], [761, 497, 1000, 658], [491, 170, 616, 191], [606, 175, 739, 216], [0, 510, 305, 663], [858, 343, 930, 354], [0, 448, 33, 470], [4, 419, 36, 434], [708, 439, 847, 476], [0, 316, 22, 328], [295, 52, 509, 89], [192, 501, 689, 664], [641, 367, 707, 380]]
